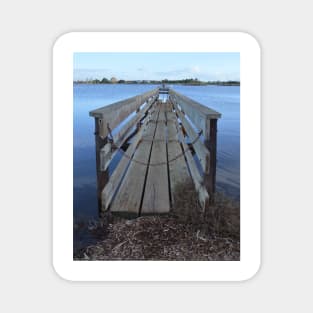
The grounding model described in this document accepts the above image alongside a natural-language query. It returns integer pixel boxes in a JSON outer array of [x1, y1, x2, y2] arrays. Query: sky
[[73, 52, 240, 81]]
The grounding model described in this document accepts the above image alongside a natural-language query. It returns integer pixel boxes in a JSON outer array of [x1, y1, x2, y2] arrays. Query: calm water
[[74, 84, 240, 220]]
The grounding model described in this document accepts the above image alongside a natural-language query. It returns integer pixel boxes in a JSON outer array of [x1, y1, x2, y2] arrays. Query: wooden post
[[204, 118, 218, 201], [94, 117, 109, 214], [136, 102, 141, 131]]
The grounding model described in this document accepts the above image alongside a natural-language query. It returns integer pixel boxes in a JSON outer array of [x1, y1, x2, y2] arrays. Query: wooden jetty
[[89, 87, 221, 215]]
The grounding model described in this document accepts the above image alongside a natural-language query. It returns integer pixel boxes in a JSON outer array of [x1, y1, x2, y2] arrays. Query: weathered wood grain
[[111, 95, 155, 143], [91, 88, 221, 215], [90, 89, 158, 138], [176, 121, 209, 211], [99, 96, 155, 171], [142, 106, 169, 212], [169, 89, 221, 137], [173, 103, 210, 174], [109, 107, 160, 213], [101, 109, 154, 211], [204, 118, 218, 199], [94, 118, 109, 211], [141, 107, 170, 214], [166, 111, 191, 205]]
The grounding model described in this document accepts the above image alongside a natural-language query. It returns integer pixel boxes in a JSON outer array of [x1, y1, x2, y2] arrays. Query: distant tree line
[[74, 77, 240, 86], [206, 80, 240, 86]]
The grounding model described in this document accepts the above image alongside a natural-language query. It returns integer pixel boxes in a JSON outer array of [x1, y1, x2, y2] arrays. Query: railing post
[[94, 117, 109, 214], [204, 118, 218, 201]]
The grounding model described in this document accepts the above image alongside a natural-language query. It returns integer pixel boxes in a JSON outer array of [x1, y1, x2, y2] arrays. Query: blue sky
[[73, 52, 240, 81]]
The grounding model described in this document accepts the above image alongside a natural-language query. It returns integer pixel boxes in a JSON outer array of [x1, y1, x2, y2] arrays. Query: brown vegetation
[[74, 181, 240, 261]]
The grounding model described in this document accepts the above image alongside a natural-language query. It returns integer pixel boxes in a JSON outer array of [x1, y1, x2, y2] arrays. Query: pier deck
[[90, 88, 221, 216]]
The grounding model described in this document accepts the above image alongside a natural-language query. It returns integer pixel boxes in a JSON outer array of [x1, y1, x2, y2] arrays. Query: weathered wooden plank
[[94, 118, 109, 212], [169, 89, 221, 118], [101, 109, 154, 211], [111, 95, 155, 143], [90, 89, 158, 118], [204, 118, 218, 198], [173, 103, 210, 174], [110, 108, 160, 213], [176, 121, 209, 211], [90, 89, 159, 138], [166, 111, 191, 205], [99, 97, 155, 171], [169, 90, 221, 137], [141, 109, 170, 214]]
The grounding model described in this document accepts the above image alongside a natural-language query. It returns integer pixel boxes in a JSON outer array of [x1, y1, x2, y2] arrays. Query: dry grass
[[172, 180, 240, 240], [74, 181, 240, 261]]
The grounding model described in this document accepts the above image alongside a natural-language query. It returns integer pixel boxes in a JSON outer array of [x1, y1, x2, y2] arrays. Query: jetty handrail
[[89, 88, 159, 138], [169, 89, 221, 198], [89, 86, 221, 211], [169, 89, 221, 138]]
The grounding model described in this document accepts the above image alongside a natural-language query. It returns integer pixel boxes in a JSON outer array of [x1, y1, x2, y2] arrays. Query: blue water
[[74, 84, 240, 220]]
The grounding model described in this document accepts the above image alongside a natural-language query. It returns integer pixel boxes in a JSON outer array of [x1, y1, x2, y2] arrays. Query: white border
[[53, 32, 260, 281]]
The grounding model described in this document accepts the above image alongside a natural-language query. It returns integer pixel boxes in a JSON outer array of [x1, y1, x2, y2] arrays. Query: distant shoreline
[[73, 81, 240, 86]]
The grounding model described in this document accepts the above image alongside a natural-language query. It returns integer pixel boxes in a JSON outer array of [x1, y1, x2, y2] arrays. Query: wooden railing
[[89, 88, 159, 210], [90, 88, 159, 138], [168, 89, 221, 202], [89, 87, 221, 213]]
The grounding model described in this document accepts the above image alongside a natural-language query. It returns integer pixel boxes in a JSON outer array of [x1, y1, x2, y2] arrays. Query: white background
[[0, 0, 312, 312], [53, 32, 260, 281]]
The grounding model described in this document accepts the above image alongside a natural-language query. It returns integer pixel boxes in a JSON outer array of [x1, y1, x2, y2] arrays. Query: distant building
[[110, 77, 117, 83]]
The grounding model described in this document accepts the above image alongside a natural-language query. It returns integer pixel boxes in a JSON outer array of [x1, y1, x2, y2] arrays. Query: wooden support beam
[[94, 117, 109, 212], [204, 118, 218, 200]]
